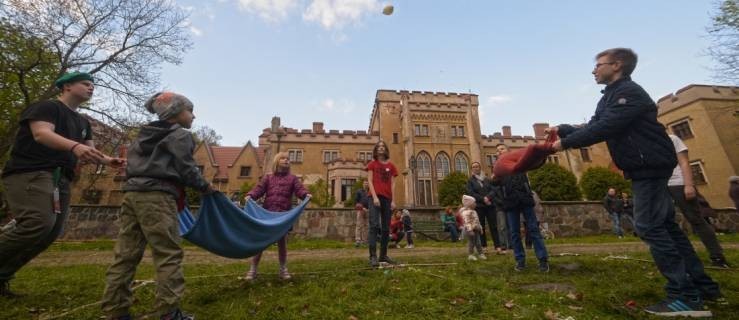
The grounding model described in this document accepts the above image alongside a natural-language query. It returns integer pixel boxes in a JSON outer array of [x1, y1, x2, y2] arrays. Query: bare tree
[[708, 0, 739, 84], [192, 125, 223, 146], [0, 0, 193, 156]]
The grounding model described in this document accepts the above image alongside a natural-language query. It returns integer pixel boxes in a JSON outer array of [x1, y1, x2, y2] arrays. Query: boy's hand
[[106, 157, 127, 168], [373, 197, 380, 206], [684, 185, 696, 200], [73, 144, 106, 164]]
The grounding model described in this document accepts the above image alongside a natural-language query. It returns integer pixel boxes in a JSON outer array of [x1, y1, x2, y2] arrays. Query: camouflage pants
[[0, 171, 70, 281], [101, 191, 184, 317]]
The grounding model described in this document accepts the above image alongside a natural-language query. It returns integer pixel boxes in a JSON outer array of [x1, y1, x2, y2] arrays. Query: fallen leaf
[[504, 300, 515, 310], [544, 309, 559, 320], [566, 292, 583, 301]]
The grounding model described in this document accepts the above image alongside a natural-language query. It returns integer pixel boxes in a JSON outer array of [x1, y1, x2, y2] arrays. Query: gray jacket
[[123, 121, 209, 197]]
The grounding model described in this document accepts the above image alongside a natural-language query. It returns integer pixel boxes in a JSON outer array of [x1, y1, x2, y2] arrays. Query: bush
[[529, 163, 581, 201], [438, 172, 469, 207], [307, 178, 336, 208], [579, 167, 631, 200]]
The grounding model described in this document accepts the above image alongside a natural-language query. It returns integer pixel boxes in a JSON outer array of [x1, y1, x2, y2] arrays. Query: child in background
[[461, 195, 486, 261], [441, 207, 460, 242], [401, 209, 414, 249], [389, 210, 405, 248]]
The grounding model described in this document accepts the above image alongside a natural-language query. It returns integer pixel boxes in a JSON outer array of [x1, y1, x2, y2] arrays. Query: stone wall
[[59, 203, 739, 241]]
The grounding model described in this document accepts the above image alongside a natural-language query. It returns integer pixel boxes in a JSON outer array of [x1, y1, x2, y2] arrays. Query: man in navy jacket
[[551, 48, 721, 317]]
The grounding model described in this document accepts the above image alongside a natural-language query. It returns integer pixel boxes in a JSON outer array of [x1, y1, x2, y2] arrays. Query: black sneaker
[[514, 261, 525, 272], [710, 257, 731, 269], [644, 299, 712, 318], [538, 260, 550, 273], [160, 309, 194, 320], [379, 256, 398, 265], [369, 256, 379, 268], [0, 281, 20, 298]]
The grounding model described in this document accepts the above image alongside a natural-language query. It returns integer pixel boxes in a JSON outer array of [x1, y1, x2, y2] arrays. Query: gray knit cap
[[144, 91, 194, 120]]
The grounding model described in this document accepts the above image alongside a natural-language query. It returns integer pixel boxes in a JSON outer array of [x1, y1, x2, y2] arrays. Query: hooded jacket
[[123, 121, 209, 197]]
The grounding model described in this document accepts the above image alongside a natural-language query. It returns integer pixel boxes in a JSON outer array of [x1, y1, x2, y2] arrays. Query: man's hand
[[73, 144, 106, 164], [483, 196, 491, 205], [552, 140, 563, 152], [684, 185, 697, 200], [104, 157, 127, 168]]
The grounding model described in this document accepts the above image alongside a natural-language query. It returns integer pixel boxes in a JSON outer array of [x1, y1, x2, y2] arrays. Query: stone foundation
[[57, 203, 739, 241]]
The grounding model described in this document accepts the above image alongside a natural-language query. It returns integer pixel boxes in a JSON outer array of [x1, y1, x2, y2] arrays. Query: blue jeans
[[632, 178, 720, 301], [444, 223, 459, 242], [609, 211, 624, 236], [506, 206, 548, 265], [368, 196, 391, 258]]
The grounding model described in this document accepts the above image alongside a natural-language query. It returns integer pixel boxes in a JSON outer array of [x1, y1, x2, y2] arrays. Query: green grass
[[3, 242, 738, 319]]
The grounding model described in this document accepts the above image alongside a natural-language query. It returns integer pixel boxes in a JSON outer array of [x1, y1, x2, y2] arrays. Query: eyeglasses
[[594, 62, 616, 69]]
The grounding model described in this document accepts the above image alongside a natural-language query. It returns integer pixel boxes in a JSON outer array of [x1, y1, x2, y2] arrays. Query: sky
[[159, 0, 724, 146]]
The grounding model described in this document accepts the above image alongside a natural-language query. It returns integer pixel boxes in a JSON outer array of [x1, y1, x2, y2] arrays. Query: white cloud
[[189, 25, 204, 36], [318, 98, 356, 113], [303, 0, 380, 30], [237, 0, 299, 22], [486, 95, 513, 106]]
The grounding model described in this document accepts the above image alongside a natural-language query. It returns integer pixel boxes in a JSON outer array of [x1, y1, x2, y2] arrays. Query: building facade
[[656, 84, 739, 208]]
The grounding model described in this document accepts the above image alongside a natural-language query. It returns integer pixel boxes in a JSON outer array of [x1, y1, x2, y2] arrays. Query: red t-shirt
[[366, 160, 398, 200]]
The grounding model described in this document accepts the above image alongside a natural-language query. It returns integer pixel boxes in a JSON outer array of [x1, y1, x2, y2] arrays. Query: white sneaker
[[404, 244, 414, 249], [468, 255, 478, 261], [478, 254, 487, 260]]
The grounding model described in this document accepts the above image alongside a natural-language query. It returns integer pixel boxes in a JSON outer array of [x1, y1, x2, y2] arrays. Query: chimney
[[533, 123, 550, 139], [502, 125, 512, 137], [312, 122, 324, 133], [271, 116, 281, 132]]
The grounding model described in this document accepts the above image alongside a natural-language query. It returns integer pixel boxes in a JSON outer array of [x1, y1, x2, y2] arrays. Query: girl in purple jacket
[[244, 152, 310, 280]]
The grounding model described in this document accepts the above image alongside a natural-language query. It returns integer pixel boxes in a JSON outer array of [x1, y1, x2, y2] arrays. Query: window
[[393, 132, 399, 144], [197, 165, 205, 174], [454, 152, 469, 174], [416, 152, 433, 206], [485, 154, 496, 167], [323, 150, 339, 163], [288, 149, 303, 163], [357, 151, 372, 162], [239, 166, 251, 177], [341, 178, 356, 202], [580, 148, 591, 162], [451, 125, 465, 137], [671, 120, 694, 140], [690, 161, 708, 185], [547, 155, 559, 164], [435, 153, 451, 180], [331, 179, 336, 198], [414, 124, 429, 136]]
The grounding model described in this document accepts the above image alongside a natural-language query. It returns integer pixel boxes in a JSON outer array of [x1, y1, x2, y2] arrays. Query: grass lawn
[[2, 235, 738, 319]]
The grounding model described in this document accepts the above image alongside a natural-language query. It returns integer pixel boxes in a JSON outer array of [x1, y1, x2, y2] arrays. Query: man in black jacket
[[551, 48, 721, 317], [488, 144, 549, 273]]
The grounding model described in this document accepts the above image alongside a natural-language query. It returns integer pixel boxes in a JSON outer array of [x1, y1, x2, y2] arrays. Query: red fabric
[[366, 160, 398, 200], [493, 129, 558, 177]]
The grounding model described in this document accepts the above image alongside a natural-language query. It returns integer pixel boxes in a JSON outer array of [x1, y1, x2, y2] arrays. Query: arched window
[[416, 152, 433, 206], [454, 152, 469, 174], [435, 152, 450, 180]]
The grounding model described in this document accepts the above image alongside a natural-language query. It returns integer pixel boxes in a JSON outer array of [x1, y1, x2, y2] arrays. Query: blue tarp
[[178, 192, 310, 259]]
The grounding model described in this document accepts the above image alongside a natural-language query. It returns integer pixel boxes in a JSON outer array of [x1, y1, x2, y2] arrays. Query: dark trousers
[[368, 196, 392, 258], [632, 178, 720, 301], [506, 205, 548, 264], [476, 205, 501, 248], [0, 171, 70, 281], [668, 185, 724, 261]]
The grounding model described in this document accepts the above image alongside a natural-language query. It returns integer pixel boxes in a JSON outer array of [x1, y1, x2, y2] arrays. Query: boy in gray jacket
[[101, 92, 213, 320]]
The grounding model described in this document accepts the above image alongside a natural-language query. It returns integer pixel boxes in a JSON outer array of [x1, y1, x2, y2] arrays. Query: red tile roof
[[210, 146, 242, 179]]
